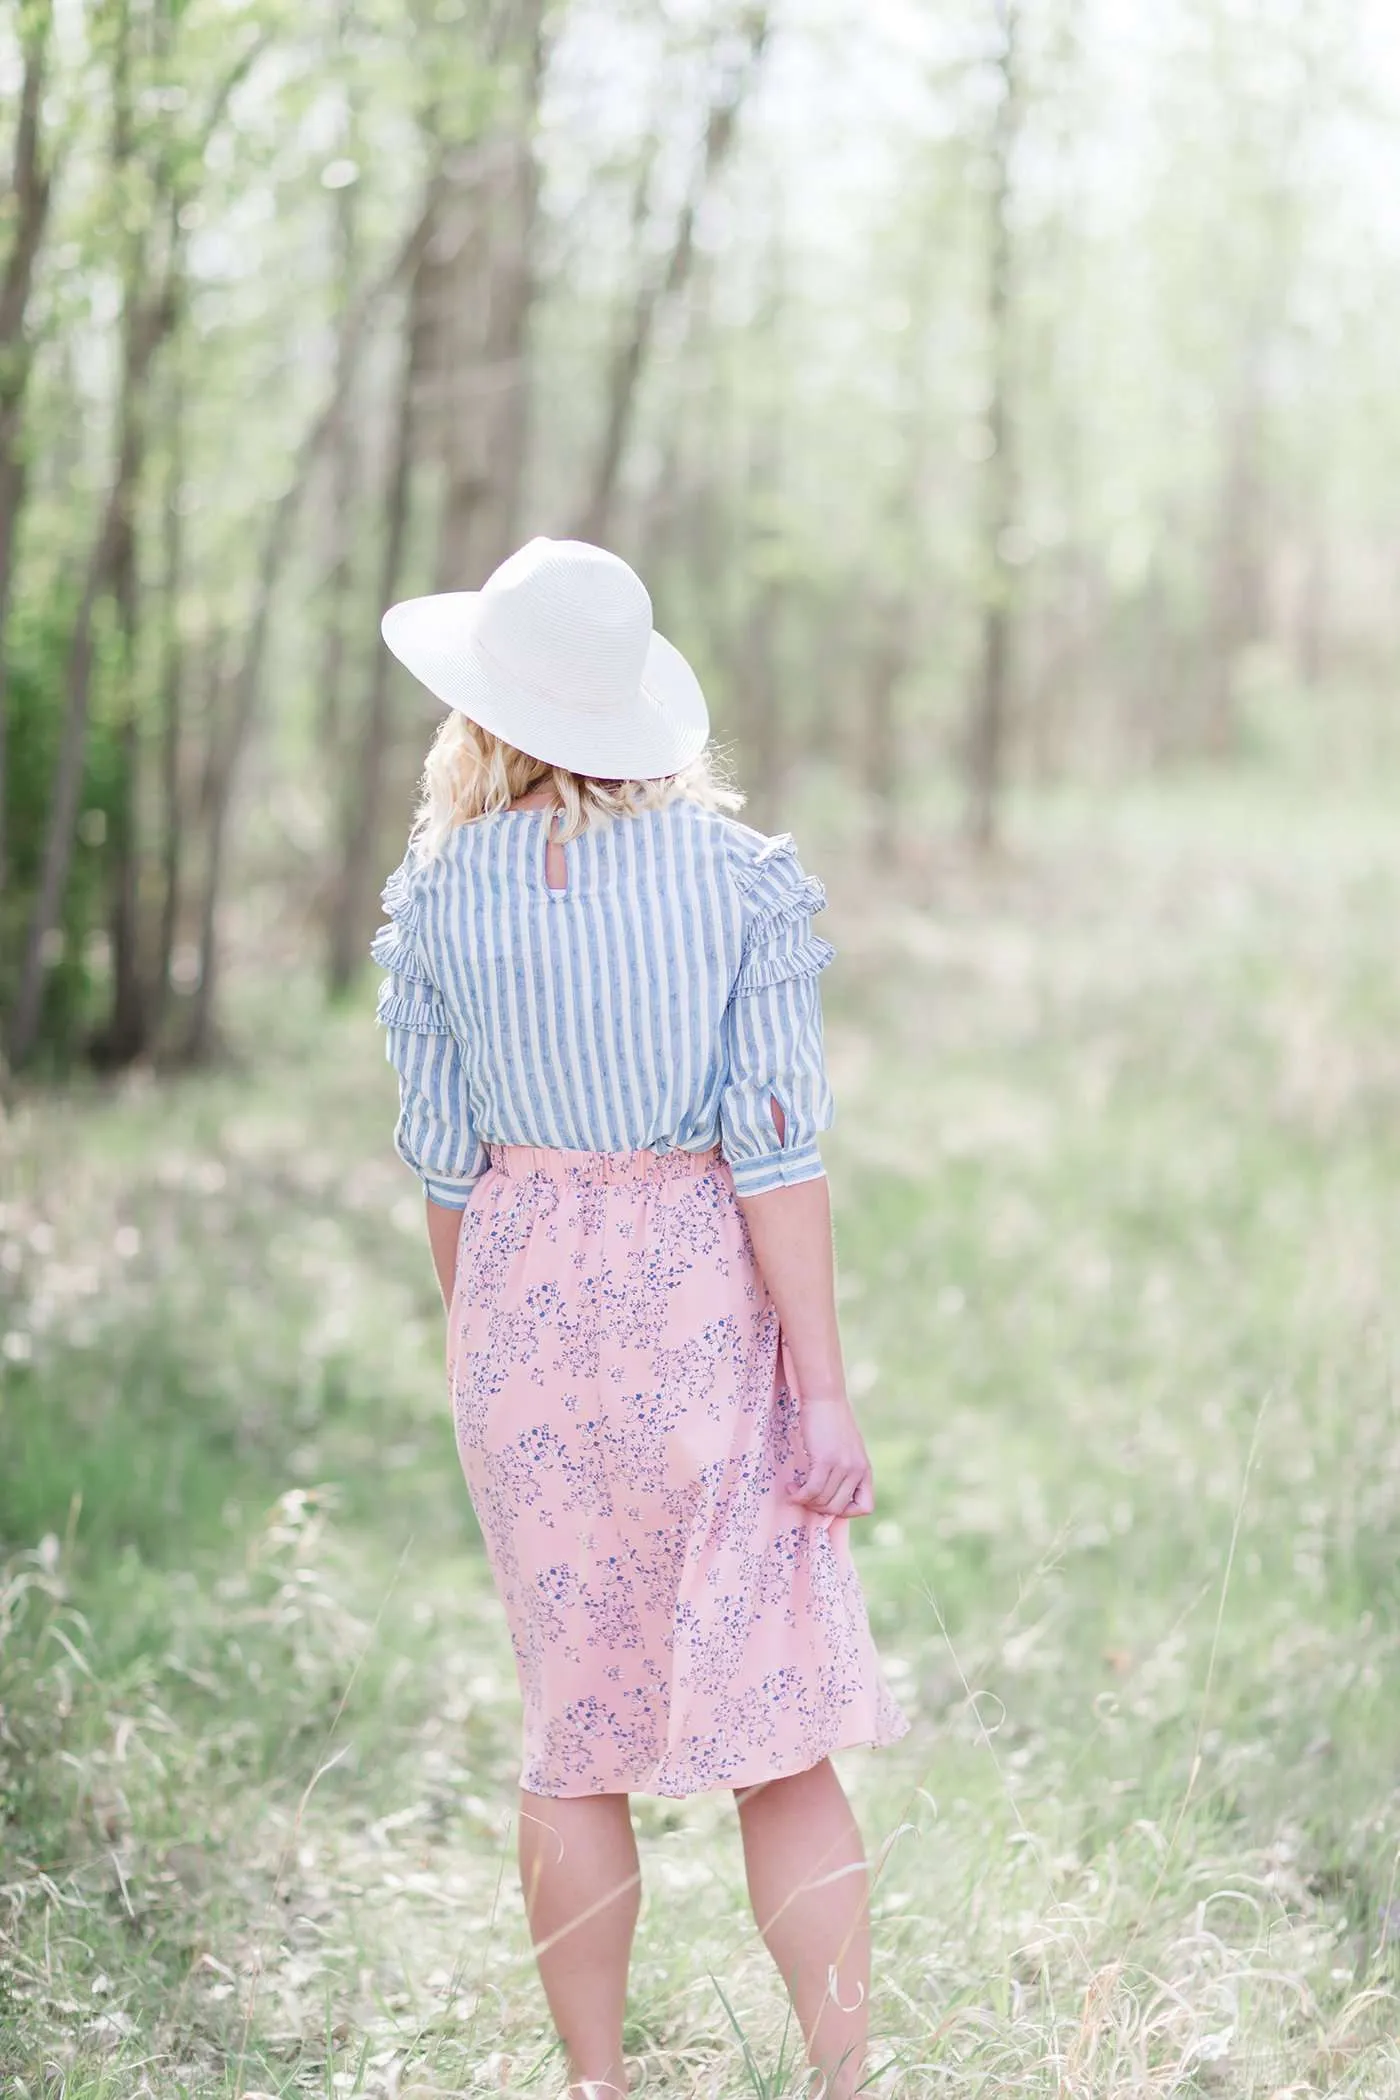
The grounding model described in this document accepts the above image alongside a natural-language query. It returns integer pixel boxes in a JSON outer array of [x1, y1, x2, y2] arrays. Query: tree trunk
[[1296, 523, 1327, 692], [178, 192, 440, 1059], [732, 236, 787, 824], [316, 35, 362, 752], [0, 2, 57, 899], [8, 391, 149, 1067], [866, 605, 908, 866], [96, 7, 153, 1070], [1022, 558, 1079, 784], [9, 0, 179, 1070], [741, 580, 782, 830], [574, 4, 769, 547], [96, 476, 147, 1066], [84, 34, 262, 1061], [1201, 383, 1266, 757], [429, 169, 493, 590], [180, 474, 316, 1063], [864, 193, 941, 861], [433, 0, 548, 588], [326, 224, 435, 995], [965, 0, 1021, 855], [483, 122, 540, 568], [181, 653, 237, 1065], [152, 354, 186, 1030]]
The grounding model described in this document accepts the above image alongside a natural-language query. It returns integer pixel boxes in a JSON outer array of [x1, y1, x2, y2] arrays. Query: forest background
[[3, 1, 1400, 2095]]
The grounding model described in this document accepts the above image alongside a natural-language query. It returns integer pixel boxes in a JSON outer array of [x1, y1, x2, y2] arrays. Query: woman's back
[[373, 798, 837, 1206]]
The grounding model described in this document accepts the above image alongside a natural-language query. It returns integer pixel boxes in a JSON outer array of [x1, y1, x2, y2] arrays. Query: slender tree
[[325, 176, 439, 994], [9, 0, 181, 1068], [315, 7, 363, 758], [0, 0, 57, 901], [151, 348, 185, 1030], [181, 189, 442, 1058], [965, 0, 1022, 853], [574, 3, 770, 546], [433, 0, 549, 588]]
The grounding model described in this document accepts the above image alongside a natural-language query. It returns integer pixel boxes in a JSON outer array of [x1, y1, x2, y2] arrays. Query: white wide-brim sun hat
[[381, 536, 710, 781]]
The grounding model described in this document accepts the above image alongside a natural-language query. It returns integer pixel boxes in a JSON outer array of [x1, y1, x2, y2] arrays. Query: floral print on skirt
[[447, 1142, 910, 1797]]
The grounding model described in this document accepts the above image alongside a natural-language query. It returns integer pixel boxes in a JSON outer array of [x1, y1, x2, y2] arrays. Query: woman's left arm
[[426, 1197, 465, 1311], [372, 855, 487, 1304], [379, 1012, 485, 1306]]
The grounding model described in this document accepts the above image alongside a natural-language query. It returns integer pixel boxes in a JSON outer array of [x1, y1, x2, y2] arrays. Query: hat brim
[[381, 591, 710, 782]]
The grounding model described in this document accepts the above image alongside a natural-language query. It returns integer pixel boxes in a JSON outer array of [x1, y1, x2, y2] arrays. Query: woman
[[372, 537, 908, 2100]]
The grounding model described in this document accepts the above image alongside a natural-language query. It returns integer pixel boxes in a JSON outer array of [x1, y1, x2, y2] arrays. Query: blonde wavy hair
[[409, 711, 743, 858]]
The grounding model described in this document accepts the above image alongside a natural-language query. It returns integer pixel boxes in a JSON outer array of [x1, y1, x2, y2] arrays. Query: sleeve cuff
[[421, 1172, 484, 1211], [728, 1142, 827, 1197]]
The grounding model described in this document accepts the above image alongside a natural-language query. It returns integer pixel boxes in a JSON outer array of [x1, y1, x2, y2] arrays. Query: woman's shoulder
[[661, 801, 823, 902], [679, 808, 827, 930], [374, 824, 484, 955], [377, 843, 430, 931], [370, 836, 449, 997], [677, 807, 833, 986], [384, 814, 497, 890], [385, 805, 825, 924]]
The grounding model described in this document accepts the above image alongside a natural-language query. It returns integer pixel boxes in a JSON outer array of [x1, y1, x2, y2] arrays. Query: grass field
[[3, 782, 1400, 2098]]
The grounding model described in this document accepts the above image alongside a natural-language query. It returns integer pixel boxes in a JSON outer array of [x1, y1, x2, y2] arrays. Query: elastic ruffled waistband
[[487, 1142, 723, 1184]]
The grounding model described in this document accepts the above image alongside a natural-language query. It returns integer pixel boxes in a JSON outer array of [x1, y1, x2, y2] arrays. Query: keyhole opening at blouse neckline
[[542, 808, 569, 895]]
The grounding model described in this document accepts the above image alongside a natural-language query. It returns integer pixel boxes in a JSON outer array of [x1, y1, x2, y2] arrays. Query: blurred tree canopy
[[0, 0, 1397, 1069]]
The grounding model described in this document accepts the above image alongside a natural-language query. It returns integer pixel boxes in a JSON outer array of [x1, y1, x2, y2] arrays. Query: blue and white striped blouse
[[370, 798, 836, 1207]]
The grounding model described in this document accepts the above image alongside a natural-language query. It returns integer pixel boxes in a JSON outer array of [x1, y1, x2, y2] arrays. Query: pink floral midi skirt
[[447, 1142, 910, 1797]]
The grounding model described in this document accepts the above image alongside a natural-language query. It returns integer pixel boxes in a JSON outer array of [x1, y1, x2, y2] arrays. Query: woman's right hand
[[735, 1175, 874, 1515], [790, 1396, 875, 1517]]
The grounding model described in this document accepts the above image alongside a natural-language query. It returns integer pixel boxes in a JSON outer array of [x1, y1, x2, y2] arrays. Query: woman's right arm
[[718, 833, 872, 1518], [738, 1173, 875, 1519]]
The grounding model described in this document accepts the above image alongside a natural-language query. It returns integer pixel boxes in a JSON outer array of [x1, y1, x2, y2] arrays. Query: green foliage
[[3, 785, 1400, 2092], [1, 595, 127, 1070], [3, 0, 1399, 1080]]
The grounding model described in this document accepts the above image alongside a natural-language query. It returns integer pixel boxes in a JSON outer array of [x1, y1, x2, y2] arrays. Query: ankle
[[565, 2049, 628, 2098]]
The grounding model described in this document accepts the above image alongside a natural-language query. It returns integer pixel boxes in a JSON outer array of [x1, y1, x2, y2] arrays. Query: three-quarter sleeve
[[719, 834, 836, 1197], [371, 856, 487, 1210]]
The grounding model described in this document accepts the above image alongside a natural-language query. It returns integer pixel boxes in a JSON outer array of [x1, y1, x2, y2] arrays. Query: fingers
[[790, 1461, 875, 1517], [791, 1460, 842, 1511], [824, 1468, 862, 1516]]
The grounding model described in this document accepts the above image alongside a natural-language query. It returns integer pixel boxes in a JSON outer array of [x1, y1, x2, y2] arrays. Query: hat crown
[[475, 538, 653, 715]]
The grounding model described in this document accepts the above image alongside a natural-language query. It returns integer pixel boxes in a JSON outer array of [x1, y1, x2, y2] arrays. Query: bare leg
[[517, 1788, 640, 2098], [735, 1760, 871, 2100]]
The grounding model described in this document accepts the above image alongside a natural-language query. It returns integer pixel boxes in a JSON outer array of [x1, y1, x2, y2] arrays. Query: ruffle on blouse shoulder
[[734, 932, 836, 994], [733, 831, 828, 923], [730, 828, 836, 993], [369, 919, 433, 984], [374, 974, 450, 1035], [732, 828, 803, 895], [380, 856, 418, 920], [369, 851, 435, 988]]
